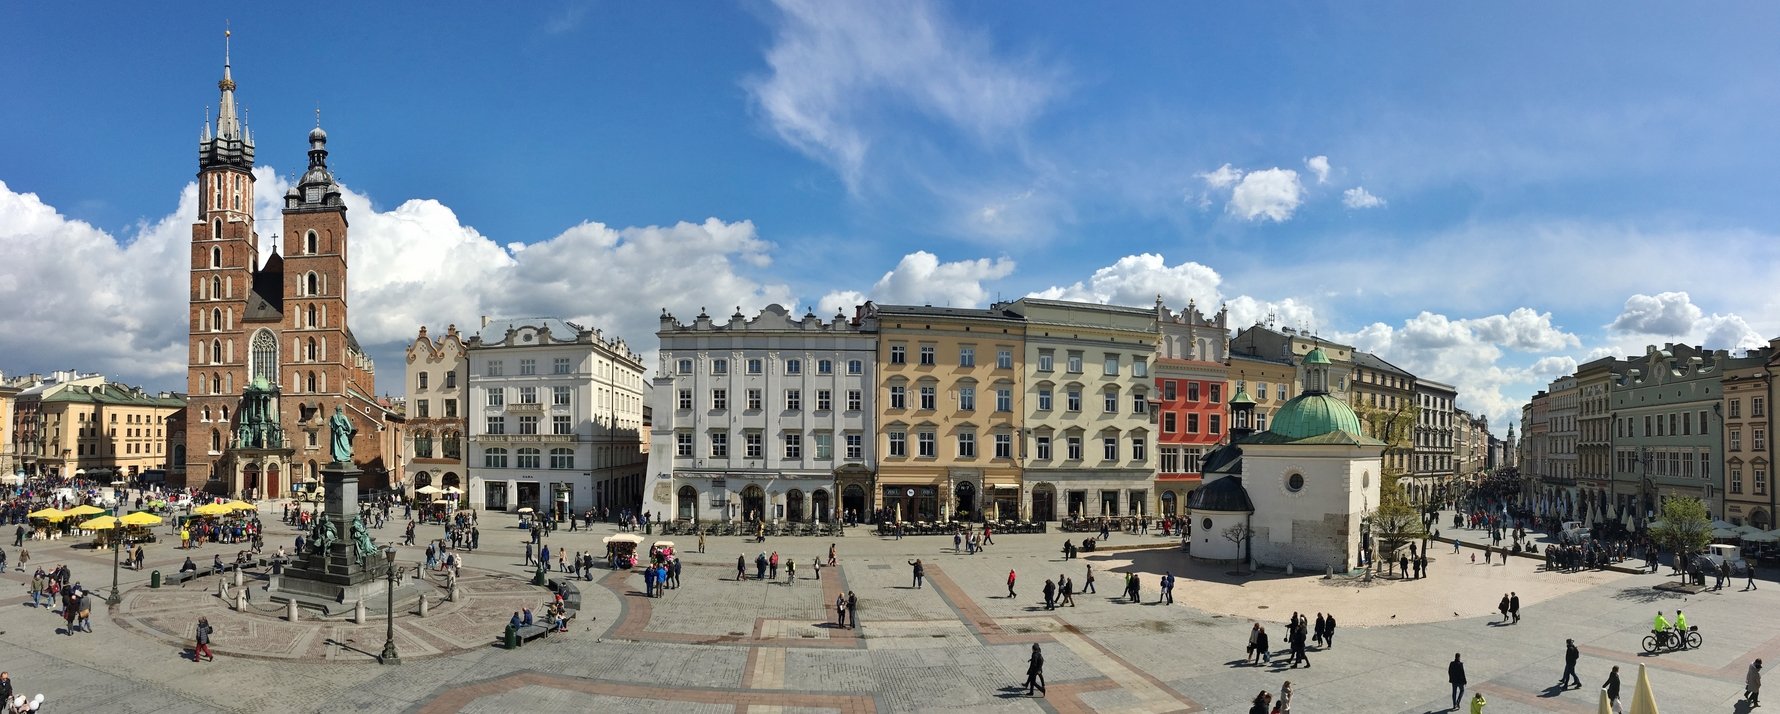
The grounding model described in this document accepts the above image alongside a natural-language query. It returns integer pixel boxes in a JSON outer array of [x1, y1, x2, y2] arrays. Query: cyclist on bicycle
[[1675, 610, 1689, 649], [1654, 611, 1673, 648]]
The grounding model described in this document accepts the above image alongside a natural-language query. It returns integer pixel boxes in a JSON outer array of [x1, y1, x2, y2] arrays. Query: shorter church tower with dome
[[1187, 347, 1385, 571]]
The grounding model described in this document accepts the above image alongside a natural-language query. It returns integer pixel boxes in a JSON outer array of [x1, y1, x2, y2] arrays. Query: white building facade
[[645, 305, 875, 524], [467, 319, 646, 516]]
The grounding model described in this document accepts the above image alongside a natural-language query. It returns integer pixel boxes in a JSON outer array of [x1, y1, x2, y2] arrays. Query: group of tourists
[[1246, 681, 1293, 713], [1245, 612, 1336, 668], [0, 672, 46, 712]]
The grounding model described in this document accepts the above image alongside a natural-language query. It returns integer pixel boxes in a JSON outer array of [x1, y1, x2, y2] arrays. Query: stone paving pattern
[[0, 503, 1772, 712]]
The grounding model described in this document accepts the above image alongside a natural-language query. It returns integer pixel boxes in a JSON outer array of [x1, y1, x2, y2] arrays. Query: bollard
[[217, 580, 229, 599], [1326, 565, 1334, 577], [449, 586, 461, 603], [287, 599, 300, 622], [234, 589, 246, 611], [1286, 563, 1294, 575], [354, 599, 367, 625], [234, 568, 244, 588], [418, 596, 430, 618]]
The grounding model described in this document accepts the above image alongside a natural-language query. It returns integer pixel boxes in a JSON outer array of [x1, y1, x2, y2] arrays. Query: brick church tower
[[183, 32, 392, 496]]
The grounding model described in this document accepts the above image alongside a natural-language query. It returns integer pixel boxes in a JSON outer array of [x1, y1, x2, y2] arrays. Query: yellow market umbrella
[[192, 503, 234, 516], [1629, 663, 1658, 714], [28, 507, 65, 521], [79, 516, 121, 530], [63, 504, 105, 517], [119, 511, 164, 526], [225, 500, 258, 511]]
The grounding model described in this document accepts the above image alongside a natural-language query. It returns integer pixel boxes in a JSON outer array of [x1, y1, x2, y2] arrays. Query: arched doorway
[[1031, 484, 1056, 522], [787, 489, 806, 522], [677, 485, 698, 521], [742, 485, 766, 522], [1754, 509, 1771, 529], [242, 463, 261, 497], [414, 471, 433, 489], [812, 489, 830, 523], [842, 485, 865, 523], [442, 472, 461, 489], [955, 481, 977, 521], [266, 463, 280, 497], [1160, 491, 1177, 517]]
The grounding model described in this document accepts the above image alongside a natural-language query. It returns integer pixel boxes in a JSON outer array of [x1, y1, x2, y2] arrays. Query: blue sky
[[3, 2, 1777, 432]]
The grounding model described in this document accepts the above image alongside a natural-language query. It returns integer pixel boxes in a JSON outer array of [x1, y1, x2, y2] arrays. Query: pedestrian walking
[[1749, 659, 1764, 708], [1603, 665, 1622, 714], [908, 559, 925, 589], [1312, 613, 1326, 647], [1043, 579, 1057, 610], [736, 554, 746, 581], [1083, 564, 1096, 593], [1449, 653, 1468, 710], [1510, 592, 1520, 623], [1248, 623, 1263, 664], [846, 591, 859, 629], [835, 593, 847, 628], [1749, 561, 1760, 591], [828, 543, 838, 566], [1024, 643, 1046, 696], [1061, 576, 1075, 607], [1559, 639, 1581, 688], [1277, 681, 1293, 713], [697, 532, 706, 554], [1289, 621, 1309, 668], [954, 532, 962, 553], [1160, 571, 1176, 605], [1007, 569, 1017, 599], [1256, 626, 1272, 664], [1248, 691, 1273, 714], [769, 551, 779, 580], [1497, 594, 1510, 622], [193, 617, 215, 662]]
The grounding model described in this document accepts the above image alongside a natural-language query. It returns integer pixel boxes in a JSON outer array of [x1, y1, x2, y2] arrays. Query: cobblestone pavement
[[0, 504, 1772, 712]]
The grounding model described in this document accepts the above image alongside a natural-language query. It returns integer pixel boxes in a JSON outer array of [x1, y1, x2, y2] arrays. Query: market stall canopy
[[603, 534, 644, 545], [63, 504, 105, 517], [119, 511, 164, 526], [516, 507, 535, 514], [415, 485, 443, 495], [1711, 526, 1741, 539], [78, 516, 121, 530], [3, 473, 23, 485], [429, 499, 454, 505], [443, 486, 463, 494], [225, 500, 258, 512], [193, 503, 234, 516], [1741, 530, 1780, 543], [28, 507, 65, 520], [653, 541, 675, 549], [1712, 519, 1737, 530]]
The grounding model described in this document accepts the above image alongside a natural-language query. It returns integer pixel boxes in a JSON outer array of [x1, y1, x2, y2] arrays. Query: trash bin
[[532, 566, 547, 586], [505, 624, 519, 649], [151, 570, 162, 588]]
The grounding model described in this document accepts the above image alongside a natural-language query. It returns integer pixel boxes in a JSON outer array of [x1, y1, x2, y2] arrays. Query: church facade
[[181, 36, 399, 496]]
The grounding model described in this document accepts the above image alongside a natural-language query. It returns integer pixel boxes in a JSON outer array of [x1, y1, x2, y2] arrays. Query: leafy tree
[[1367, 472, 1426, 574], [1648, 495, 1713, 581]]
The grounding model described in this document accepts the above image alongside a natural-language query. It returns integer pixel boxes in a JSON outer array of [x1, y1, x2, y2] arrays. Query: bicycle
[[1641, 626, 1702, 654]]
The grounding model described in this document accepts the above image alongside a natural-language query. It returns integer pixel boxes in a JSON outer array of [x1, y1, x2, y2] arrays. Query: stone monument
[[267, 406, 400, 614]]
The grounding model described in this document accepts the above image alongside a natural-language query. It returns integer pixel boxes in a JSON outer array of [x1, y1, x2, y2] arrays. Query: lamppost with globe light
[[106, 517, 123, 605], [379, 546, 401, 664]]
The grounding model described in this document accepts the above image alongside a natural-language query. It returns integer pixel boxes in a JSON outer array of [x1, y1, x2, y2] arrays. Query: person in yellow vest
[[1675, 609, 1688, 649], [180, 526, 191, 550], [1469, 691, 1486, 713], [1653, 610, 1672, 647]]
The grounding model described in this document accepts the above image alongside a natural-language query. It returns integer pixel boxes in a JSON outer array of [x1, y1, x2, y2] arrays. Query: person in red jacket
[[1007, 569, 1017, 599]]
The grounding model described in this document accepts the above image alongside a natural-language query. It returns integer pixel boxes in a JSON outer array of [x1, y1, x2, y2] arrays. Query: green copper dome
[[1303, 347, 1331, 365], [1229, 386, 1254, 405], [1267, 392, 1364, 440]]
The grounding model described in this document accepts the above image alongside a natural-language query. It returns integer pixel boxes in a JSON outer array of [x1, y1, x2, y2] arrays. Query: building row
[[1515, 339, 1780, 528], [3, 371, 187, 482]]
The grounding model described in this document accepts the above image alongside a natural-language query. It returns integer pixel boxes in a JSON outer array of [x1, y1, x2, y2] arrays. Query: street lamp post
[[106, 522, 123, 605], [379, 546, 401, 665]]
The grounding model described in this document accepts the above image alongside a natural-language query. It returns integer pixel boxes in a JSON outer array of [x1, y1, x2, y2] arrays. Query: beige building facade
[[404, 325, 469, 498]]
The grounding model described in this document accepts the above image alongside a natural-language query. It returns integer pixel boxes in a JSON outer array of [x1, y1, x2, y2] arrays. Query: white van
[[1707, 544, 1748, 574]]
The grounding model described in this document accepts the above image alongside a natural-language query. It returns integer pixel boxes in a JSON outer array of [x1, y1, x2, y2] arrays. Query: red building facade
[[1152, 300, 1228, 517]]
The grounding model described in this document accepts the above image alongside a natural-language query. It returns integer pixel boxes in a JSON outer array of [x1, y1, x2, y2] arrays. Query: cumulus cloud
[[819, 251, 1015, 310], [1305, 155, 1331, 184], [1225, 296, 1319, 334], [1227, 168, 1304, 222], [744, 0, 1062, 189], [1608, 291, 1702, 336], [1342, 186, 1385, 209], [1197, 163, 1243, 190], [1029, 253, 1221, 309], [0, 172, 795, 392]]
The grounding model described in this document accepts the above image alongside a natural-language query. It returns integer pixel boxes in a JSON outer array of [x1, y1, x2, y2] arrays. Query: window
[[553, 357, 571, 374], [1066, 389, 1082, 412], [518, 415, 539, 435], [814, 433, 832, 459], [848, 389, 863, 411], [817, 389, 833, 411], [211, 246, 222, 267], [959, 386, 976, 411], [1038, 350, 1055, 372], [848, 359, 864, 374], [484, 448, 508, 469], [1132, 437, 1147, 461], [917, 431, 936, 457], [1104, 388, 1119, 413], [1163, 381, 1177, 401], [1187, 382, 1200, 401], [1732, 399, 1743, 418], [1163, 412, 1177, 433], [1758, 428, 1768, 452], [485, 416, 505, 435], [959, 347, 975, 367], [1133, 392, 1148, 413], [553, 415, 571, 435], [487, 388, 505, 407], [711, 358, 729, 375], [818, 359, 833, 374], [958, 432, 976, 458], [552, 386, 571, 406], [995, 433, 1012, 459], [1278, 384, 1288, 400], [304, 230, 317, 254], [889, 386, 906, 409], [1683, 412, 1692, 436], [784, 433, 803, 459], [677, 389, 693, 410], [996, 388, 1013, 412], [444, 399, 458, 418], [1133, 359, 1148, 378], [1103, 354, 1119, 376], [1038, 389, 1053, 411], [550, 448, 574, 469], [888, 431, 908, 457], [1732, 430, 1743, 452], [919, 346, 935, 365], [445, 372, 457, 389], [845, 433, 863, 459], [1036, 435, 1053, 460], [415, 400, 430, 418], [487, 360, 504, 377], [677, 359, 693, 374], [1161, 446, 1181, 473], [1067, 436, 1083, 460], [518, 386, 538, 404], [890, 345, 906, 364], [1209, 415, 1222, 434], [1757, 397, 1768, 418], [785, 389, 802, 411], [1758, 468, 1769, 496], [747, 358, 763, 375], [747, 389, 763, 410], [1644, 416, 1652, 437], [516, 448, 541, 469], [1209, 384, 1222, 403], [519, 359, 536, 375], [1701, 452, 1711, 479], [418, 372, 430, 390], [1669, 413, 1677, 436], [919, 386, 936, 410], [745, 432, 763, 458], [997, 349, 1013, 369], [786, 359, 802, 375], [1103, 436, 1119, 461], [1067, 352, 1084, 373], [1700, 410, 1709, 435], [710, 432, 729, 457], [712, 389, 728, 410]]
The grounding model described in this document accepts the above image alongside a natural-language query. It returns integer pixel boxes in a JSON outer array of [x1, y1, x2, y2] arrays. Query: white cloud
[[0, 172, 795, 392], [1694, 313, 1766, 351], [1225, 296, 1319, 334], [1341, 186, 1386, 209], [1197, 163, 1244, 190], [745, 0, 1062, 189], [1305, 155, 1331, 184], [820, 251, 1015, 310], [1608, 291, 1702, 336], [1227, 168, 1303, 222], [1029, 253, 1221, 309]]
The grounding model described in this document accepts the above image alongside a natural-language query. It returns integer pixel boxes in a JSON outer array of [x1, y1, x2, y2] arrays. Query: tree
[[1222, 523, 1252, 563], [1648, 495, 1712, 582], [1367, 472, 1427, 575]]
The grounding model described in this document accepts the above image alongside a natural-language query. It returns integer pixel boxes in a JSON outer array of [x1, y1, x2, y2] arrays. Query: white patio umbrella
[[1628, 663, 1658, 714], [415, 485, 442, 495]]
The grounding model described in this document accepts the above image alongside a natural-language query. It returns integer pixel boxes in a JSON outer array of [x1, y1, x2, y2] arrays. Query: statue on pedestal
[[350, 514, 377, 566], [329, 405, 357, 465], [310, 517, 338, 556]]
